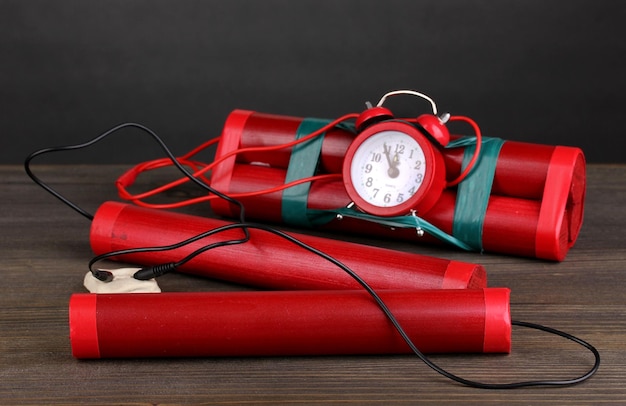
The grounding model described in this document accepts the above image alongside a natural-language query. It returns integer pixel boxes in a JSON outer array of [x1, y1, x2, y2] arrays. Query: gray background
[[3, 0, 625, 164]]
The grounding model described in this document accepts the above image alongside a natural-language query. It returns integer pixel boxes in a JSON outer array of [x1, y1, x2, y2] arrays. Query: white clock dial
[[349, 130, 427, 208]]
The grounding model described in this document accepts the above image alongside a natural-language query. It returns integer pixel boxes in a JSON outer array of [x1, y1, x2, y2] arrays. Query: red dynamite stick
[[69, 288, 511, 359], [211, 164, 575, 260], [90, 202, 487, 290]]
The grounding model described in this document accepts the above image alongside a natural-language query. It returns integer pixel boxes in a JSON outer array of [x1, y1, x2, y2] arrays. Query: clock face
[[343, 120, 446, 217], [348, 128, 428, 213]]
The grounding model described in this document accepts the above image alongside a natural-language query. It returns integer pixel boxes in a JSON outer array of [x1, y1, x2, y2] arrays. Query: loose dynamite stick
[[69, 288, 512, 359], [90, 201, 487, 290]]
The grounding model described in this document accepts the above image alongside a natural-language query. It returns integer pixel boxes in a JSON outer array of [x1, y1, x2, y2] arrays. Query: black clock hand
[[383, 143, 393, 166], [383, 143, 400, 178]]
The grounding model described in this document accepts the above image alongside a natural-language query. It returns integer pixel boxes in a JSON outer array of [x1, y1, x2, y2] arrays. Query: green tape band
[[281, 118, 330, 227], [451, 136, 505, 251]]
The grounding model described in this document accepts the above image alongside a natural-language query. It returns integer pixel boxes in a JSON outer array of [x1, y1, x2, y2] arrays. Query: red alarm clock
[[342, 94, 449, 217]]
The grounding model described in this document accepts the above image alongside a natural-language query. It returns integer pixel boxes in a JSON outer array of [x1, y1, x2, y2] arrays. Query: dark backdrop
[[2, 0, 625, 164]]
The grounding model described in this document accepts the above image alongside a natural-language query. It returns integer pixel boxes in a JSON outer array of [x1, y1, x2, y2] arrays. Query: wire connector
[[84, 268, 161, 294], [133, 263, 177, 280], [92, 269, 114, 282]]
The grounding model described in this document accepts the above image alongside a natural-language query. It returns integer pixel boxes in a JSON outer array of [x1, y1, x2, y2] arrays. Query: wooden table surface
[[1, 164, 625, 405]]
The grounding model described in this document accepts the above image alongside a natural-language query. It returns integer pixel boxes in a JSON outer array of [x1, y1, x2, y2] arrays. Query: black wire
[[24, 122, 248, 226], [88, 221, 251, 278], [27, 122, 600, 389], [25, 144, 97, 221]]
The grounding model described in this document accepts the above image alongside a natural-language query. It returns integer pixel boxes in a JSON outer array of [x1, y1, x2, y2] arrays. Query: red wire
[[180, 137, 221, 160], [116, 158, 212, 200], [116, 136, 221, 201], [117, 113, 359, 206], [128, 173, 343, 210], [445, 115, 482, 188]]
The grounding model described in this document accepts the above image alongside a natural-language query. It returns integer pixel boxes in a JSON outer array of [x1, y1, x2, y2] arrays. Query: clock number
[[372, 188, 380, 198], [384, 193, 392, 203], [394, 144, 405, 154], [416, 173, 423, 183], [396, 193, 404, 203], [414, 160, 422, 170], [366, 177, 373, 187], [409, 186, 416, 195], [371, 152, 382, 162], [364, 163, 373, 174]]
